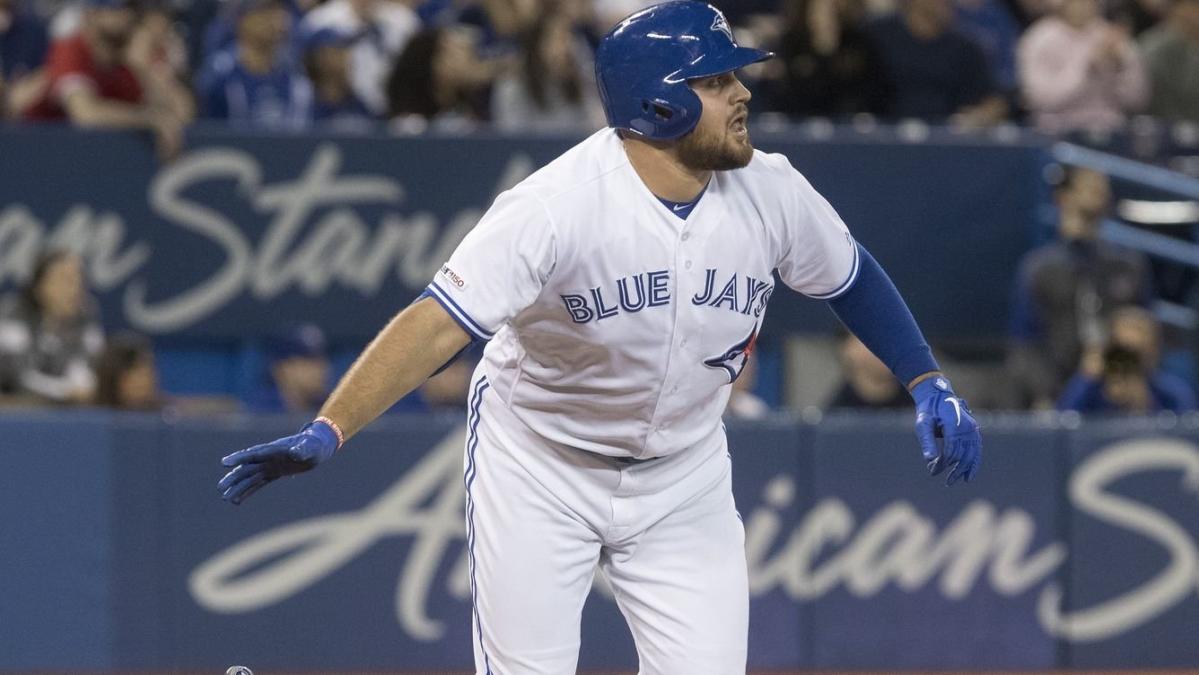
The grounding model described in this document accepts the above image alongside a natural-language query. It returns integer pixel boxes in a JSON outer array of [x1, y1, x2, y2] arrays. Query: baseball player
[[218, 2, 983, 673]]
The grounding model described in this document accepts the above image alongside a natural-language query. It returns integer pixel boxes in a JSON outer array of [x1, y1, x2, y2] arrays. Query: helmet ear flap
[[629, 91, 700, 139], [641, 99, 675, 121]]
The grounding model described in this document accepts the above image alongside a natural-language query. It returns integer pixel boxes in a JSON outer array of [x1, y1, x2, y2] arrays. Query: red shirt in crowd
[[24, 34, 142, 121]]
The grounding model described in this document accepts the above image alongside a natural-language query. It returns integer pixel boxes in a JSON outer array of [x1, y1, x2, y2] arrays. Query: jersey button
[[684, 260, 692, 269], [681, 232, 691, 241]]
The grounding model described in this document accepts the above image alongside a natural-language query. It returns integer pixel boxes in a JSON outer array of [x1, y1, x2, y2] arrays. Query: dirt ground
[[10, 670, 1197, 675]]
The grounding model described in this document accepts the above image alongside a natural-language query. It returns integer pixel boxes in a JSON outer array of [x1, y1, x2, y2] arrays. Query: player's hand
[[911, 376, 981, 485], [219, 420, 340, 504]]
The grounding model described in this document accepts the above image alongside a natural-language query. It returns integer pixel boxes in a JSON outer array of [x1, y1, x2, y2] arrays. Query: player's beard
[[675, 120, 754, 172]]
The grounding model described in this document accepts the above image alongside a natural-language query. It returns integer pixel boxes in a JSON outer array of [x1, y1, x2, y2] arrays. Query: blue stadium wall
[[3, 410, 1199, 671], [0, 124, 1048, 341]]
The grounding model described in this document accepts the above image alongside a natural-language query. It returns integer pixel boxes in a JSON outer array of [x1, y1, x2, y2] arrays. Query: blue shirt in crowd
[[313, 93, 375, 130], [1057, 372, 1198, 414], [0, 9, 48, 80], [867, 15, 995, 121], [196, 49, 313, 130], [955, 0, 1022, 94]]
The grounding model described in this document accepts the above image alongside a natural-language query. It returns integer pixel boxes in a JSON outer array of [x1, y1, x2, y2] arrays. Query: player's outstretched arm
[[826, 244, 982, 485], [219, 297, 472, 504], [316, 297, 473, 439]]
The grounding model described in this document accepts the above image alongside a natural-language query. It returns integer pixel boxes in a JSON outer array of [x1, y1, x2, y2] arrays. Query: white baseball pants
[[463, 374, 748, 675]]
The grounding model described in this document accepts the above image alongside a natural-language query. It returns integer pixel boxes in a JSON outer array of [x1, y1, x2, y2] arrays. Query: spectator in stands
[[246, 322, 330, 413], [299, 0, 418, 117], [1107, 305, 1178, 374], [130, 5, 190, 85], [1059, 344, 1152, 413], [0, 250, 104, 404], [1057, 335, 1195, 413], [94, 331, 163, 410], [1139, 0, 1199, 122], [22, 0, 193, 159], [953, 0, 1024, 112], [491, 8, 603, 130], [386, 26, 496, 130], [195, 0, 312, 130], [1110, 0, 1171, 35], [300, 25, 374, 129], [826, 332, 912, 409], [1007, 166, 1153, 409], [1017, 0, 1148, 135], [45, 2, 189, 73], [419, 0, 532, 69], [0, 0, 49, 117], [768, 0, 889, 119], [43, 0, 88, 40], [196, 0, 319, 70], [1062, 304, 1197, 410], [868, 0, 1008, 126]]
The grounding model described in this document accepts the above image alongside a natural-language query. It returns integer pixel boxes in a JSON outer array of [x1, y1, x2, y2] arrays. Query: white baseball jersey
[[426, 128, 858, 459]]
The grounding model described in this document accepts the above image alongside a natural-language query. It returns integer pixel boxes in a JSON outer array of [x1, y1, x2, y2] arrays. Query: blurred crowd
[[1003, 164, 1197, 415], [810, 163, 1198, 418], [0, 0, 1196, 156], [0, 248, 476, 414]]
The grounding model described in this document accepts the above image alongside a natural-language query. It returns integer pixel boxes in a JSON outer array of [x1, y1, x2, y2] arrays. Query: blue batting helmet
[[595, 1, 773, 141]]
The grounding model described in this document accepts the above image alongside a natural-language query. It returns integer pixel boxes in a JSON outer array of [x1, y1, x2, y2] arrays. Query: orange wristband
[[314, 416, 345, 450]]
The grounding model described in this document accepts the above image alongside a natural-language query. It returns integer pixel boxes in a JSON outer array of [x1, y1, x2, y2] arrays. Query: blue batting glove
[[219, 420, 340, 505], [911, 376, 982, 485]]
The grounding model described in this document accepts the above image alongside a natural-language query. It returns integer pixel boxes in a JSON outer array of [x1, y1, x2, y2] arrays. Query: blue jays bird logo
[[704, 325, 759, 382], [711, 13, 734, 41]]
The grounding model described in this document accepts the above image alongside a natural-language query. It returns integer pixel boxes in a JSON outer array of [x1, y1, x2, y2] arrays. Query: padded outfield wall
[[3, 410, 1199, 671]]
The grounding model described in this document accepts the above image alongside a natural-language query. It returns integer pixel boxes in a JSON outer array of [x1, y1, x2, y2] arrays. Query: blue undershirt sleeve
[[826, 243, 940, 387]]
